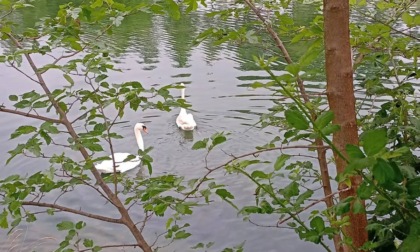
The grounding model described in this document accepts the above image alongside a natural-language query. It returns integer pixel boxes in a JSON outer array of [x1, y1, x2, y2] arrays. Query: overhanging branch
[[0, 106, 62, 124], [22, 201, 122, 224]]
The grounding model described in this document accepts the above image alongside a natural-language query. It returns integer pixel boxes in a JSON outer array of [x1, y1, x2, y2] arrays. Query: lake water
[[1, 1, 418, 251]]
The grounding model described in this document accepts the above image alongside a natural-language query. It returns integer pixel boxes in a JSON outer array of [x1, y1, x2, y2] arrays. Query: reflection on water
[[1, 1, 418, 252], [0, 1, 338, 251]]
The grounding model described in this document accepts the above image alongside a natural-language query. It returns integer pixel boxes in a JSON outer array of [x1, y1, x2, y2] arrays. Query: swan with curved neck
[[176, 83, 197, 131], [96, 123, 147, 173]]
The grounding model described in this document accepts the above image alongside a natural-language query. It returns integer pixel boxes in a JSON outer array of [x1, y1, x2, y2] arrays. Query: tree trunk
[[323, 1, 368, 251]]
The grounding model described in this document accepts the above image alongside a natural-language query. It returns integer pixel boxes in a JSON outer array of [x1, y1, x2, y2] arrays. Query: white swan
[[96, 123, 147, 173], [176, 83, 197, 131]]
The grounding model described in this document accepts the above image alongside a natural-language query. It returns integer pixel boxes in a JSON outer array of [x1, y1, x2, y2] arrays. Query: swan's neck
[[181, 88, 185, 99], [134, 128, 144, 151]]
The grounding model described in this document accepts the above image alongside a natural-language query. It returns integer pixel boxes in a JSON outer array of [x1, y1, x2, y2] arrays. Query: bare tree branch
[[0, 106, 62, 124], [277, 188, 350, 227], [22, 201, 122, 224], [243, 0, 309, 102], [79, 243, 139, 252], [183, 145, 330, 200]]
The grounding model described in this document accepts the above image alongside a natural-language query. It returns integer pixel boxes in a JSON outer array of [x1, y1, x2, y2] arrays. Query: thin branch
[[243, 0, 310, 102], [0, 8, 13, 19], [61, 170, 113, 205], [248, 218, 293, 229], [212, 145, 328, 172], [39, 23, 114, 73], [79, 243, 139, 252], [184, 145, 329, 200], [277, 188, 350, 227], [0, 106, 62, 124], [137, 211, 153, 232], [21, 201, 122, 224], [7, 61, 42, 84]]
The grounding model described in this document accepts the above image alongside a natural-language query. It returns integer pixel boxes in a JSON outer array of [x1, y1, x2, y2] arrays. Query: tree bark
[[243, 0, 344, 249], [323, 1, 368, 251]]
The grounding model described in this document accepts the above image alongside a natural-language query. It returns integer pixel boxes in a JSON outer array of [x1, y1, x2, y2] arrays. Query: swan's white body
[[96, 123, 147, 174], [176, 83, 196, 131]]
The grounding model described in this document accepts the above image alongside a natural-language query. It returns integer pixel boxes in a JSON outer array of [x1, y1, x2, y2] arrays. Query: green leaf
[[95, 74, 108, 83], [75, 221, 85, 229], [274, 154, 290, 171], [174, 230, 191, 239], [92, 246, 101, 252], [215, 189, 234, 200], [407, 177, 420, 198], [336, 201, 351, 215], [357, 182, 374, 199], [239, 206, 261, 215], [321, 124, 340, 135], [70, 41, 83, 51], [397, 220, 420, 251], [0, 210, 8, 228], [10, 125, 37, 139], [58, 101, 68, 112], [361, 128, 387, 156], [2, 174, 20, 182], [83, 143, 103, 152], [345, 157, 375, 173], [93, 123, 106, 133], [39, 130, 52, 145], [295, 190, 313, 206], [280, 181, 299, 199], [285, 109, 309, 130], [314, 111, 334, 129], [212, 135, 226, 146], [345, 144, 365, 160], [22, 90, 39, 100], [402, 12, 415, 27], [390, 162, 403, 183], [372, 158, 395, 184], [192, 139, 207, 150], [63, 74, 74, 85], [299, 46, 322, 66], [9, 95, 18, 101], [353, 198, 365, 214], [14, 100, 32, 109], [91, 0, 103, 8], [251, 170, 269, 179], [285, 63, 300, 76], [166, 217, 173, 230], [33, 101, 48, 108], [175, 203, 192, 215], [310, 216, 325, 232], [185, 0, 198, 12], [26, 213, 36, 222], [40, 122, 59, 134], [260, 200, 274, 214], [57, 221, 74, 230], [83, 239, 94, 248], [191, 243, 205, 249], [165, 0, 181, 19], [187, 178, 198, 188]]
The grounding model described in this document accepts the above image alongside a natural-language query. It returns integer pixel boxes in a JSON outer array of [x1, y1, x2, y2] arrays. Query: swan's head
[[179, 83, 185, 87], [135, 123, 148, 134]]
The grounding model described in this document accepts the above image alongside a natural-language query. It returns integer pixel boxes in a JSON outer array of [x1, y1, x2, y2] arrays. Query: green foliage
[[285, 109, 309, 130], [361, 129, 388, 156], [0, 0, 418, 251]]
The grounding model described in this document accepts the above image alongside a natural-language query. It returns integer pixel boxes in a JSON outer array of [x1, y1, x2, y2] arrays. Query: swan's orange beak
[[143, 128, 148, 134]]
